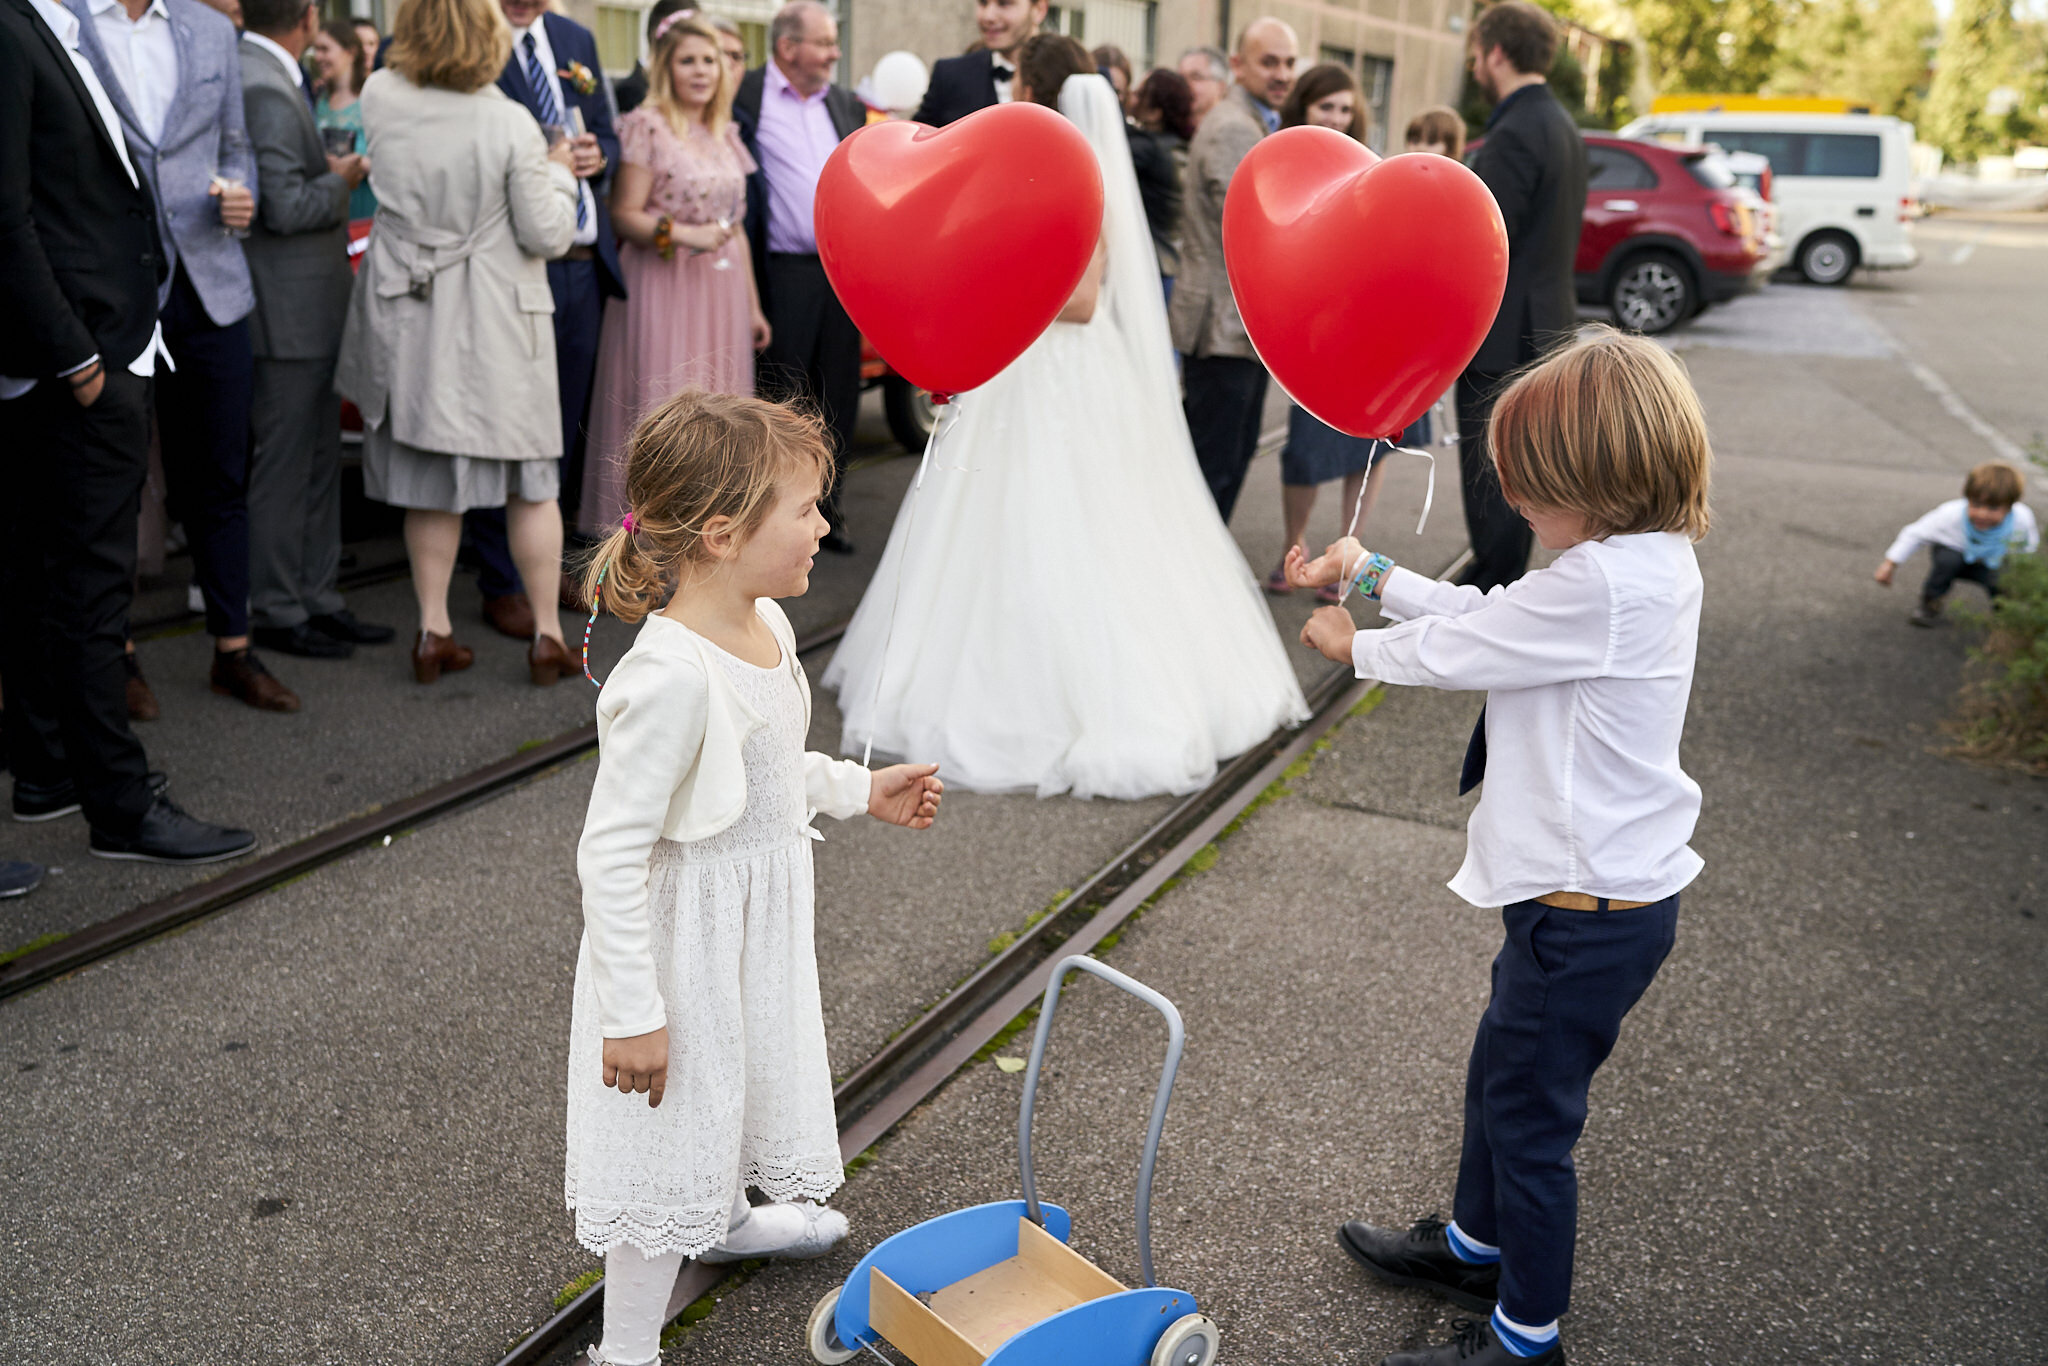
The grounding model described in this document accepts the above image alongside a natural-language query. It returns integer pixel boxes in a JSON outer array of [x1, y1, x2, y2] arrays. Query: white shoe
[[698, 1201, 849, 1263]]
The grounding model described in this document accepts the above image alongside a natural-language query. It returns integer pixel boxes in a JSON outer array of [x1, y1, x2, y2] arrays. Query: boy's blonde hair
[[580, 391, 831, 624], [1488, 326, 1713, 542], [1963, 461, 2024, 509]]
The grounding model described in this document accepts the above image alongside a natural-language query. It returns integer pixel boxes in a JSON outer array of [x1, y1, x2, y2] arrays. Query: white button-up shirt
[[512, 19, 599, 247], [89, 0, 178, 144], [1352, 532, 1705, 909]]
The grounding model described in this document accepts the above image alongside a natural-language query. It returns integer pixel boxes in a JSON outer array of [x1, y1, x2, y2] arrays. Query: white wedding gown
[[823, 75, 1308, 800]]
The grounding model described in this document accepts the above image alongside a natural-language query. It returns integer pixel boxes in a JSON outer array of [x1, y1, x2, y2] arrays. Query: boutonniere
[[560, 60, 598, 97]]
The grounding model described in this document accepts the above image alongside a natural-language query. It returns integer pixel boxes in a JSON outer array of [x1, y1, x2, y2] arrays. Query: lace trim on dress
[[741, 1144, 845, 1204], [568, 1192, 733, 1258]]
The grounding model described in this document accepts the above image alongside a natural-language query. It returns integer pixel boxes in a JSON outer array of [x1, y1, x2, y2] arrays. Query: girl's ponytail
[[581, 517, 669, 625]]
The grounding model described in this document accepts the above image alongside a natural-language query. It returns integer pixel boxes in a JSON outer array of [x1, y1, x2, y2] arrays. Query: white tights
[[594, 1192, 751, 1365]]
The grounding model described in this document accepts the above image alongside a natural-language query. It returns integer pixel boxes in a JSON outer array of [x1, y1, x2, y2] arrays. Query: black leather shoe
[[14, 770, 169, 823], [1340, 1217, 1499, 1313], [1381, 1317, 1562, 1366], [307, 609, 395, 644], [89, 794, 256, 865], [819, 528, 857, 555], [252, 622, 354, 659], [0, 860, 44, 898]]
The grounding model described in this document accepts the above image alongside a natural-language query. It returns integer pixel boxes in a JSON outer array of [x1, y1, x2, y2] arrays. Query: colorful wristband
[[1350, 552, 1394, 601]]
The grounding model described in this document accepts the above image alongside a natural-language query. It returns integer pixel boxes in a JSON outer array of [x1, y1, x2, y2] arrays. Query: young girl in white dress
[[566, 391, 945, 1366]]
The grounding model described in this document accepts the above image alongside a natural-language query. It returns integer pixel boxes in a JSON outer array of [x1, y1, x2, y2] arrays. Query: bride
[[823, 38, 1307, 800]]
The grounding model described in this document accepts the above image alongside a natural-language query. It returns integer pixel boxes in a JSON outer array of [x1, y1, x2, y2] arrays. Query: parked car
[[1717, 148, 1788, 273], [1617, 111, 1919, 285]]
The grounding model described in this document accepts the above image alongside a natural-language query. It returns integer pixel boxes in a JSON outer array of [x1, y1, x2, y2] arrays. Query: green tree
[[1627, 0, 1783, 93], [1767, 0, 1936, 121], [1921, 0, 2028, 159]]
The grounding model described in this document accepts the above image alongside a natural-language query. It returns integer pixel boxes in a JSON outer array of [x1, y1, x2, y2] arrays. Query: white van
[[1616, 112, 1918, 285]]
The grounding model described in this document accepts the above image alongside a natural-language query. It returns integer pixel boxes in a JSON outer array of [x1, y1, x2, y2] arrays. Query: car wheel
[[883, 374, 939, 451], [1607, 251, 1696, 335], [1797, 231, 1857, 286]]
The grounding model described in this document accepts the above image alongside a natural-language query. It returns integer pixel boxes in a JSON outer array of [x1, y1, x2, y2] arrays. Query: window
[[594, 4, 638, 75], [1586, 144, 1657, 190], [1359, 55, 1392, 154], [1683, 153, 1737, 189], [1706, 130, 1880, 178]]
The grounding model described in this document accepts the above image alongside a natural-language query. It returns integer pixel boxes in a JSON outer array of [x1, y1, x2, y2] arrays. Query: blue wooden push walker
[[806, 956, 1220, 1366]]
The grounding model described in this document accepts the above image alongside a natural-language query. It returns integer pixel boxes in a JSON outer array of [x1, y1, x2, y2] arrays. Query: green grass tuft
[[0, 930, 69, 968], [552, 1268, 602, 1311]]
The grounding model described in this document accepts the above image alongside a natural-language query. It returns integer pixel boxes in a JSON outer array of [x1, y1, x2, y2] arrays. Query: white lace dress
[[563, 639, 843, 1257]]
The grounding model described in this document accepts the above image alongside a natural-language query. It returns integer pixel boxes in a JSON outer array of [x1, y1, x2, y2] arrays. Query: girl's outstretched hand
[[870, 764, 944, 829], [1301, 605, 1358, 664], [1286, 536, 1367, 589], [603, 1027, 669, 1108]]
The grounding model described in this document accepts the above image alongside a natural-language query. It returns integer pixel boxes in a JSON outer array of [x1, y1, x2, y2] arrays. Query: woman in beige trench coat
[[335, 0, 580, 685]]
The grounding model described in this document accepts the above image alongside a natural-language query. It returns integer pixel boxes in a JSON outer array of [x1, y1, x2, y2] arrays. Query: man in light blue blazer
[[67, 0, 310, 712]]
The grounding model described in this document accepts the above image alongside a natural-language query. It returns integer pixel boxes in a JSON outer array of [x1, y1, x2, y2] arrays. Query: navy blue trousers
[[466, 256, 601, 598], [1452, 895, 1679, 1324], [156, 268, 253, 638], [1182, 354, 1269, 524]]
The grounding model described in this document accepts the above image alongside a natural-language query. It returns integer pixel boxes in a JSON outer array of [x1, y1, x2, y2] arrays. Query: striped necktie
[[524, 32, 587, 230]]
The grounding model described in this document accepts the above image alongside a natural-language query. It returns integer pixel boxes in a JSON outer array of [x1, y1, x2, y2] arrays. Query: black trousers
[[1923, 544, 2001, 602], [156, 267, 253, 639], [1453, 895, 1680, 1325], [1182, 353, 1269, 524], [0, 371, 156, 832], [759, 252, 861, 524], [1455, 371, 1533, 591], [467, 256, 603, 598]]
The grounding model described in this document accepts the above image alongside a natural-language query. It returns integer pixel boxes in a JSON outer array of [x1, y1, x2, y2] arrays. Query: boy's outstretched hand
[[1285, 536, 1367, 590], [871, 763, 944, 829], [1874, 559, 1896, 586], [1301, 605, 1358, 664]]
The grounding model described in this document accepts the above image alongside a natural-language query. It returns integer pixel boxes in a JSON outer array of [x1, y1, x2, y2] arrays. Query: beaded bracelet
[[1349, 552, 1395, 601]]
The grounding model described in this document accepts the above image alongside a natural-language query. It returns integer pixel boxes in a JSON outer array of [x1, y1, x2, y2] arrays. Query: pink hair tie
[[621, 513, 636, 534], [650, 9, 695, 43]]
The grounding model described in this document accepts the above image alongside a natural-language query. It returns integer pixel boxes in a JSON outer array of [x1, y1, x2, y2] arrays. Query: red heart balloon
[[1223, 126, 1508, 439], [815, 103, 1105, 398]]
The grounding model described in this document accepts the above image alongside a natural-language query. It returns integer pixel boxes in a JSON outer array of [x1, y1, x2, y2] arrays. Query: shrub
[[1951, 550, 2048, 770]]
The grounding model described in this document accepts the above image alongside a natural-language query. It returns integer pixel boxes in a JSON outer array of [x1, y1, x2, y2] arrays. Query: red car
[[1573, 133, 1769, 334]]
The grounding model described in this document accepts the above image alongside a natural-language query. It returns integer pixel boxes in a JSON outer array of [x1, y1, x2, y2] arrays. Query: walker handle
[[1018, 955, 1185, 1288]]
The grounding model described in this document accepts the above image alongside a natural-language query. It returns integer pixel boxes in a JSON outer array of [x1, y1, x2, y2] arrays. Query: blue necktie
[[524, 32, 587, 230]]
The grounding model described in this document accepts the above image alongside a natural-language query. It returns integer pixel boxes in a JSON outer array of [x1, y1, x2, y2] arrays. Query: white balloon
[[869, 50, 930, 114]]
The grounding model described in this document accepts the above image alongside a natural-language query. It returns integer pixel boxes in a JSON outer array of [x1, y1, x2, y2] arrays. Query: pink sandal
[[1263, 565, 1294, 595]]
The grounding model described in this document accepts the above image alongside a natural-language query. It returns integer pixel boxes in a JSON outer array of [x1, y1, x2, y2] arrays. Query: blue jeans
[[1452, 894, 1680, 1324]]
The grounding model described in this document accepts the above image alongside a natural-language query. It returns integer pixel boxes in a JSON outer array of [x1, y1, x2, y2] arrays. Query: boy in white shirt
[[1875, 462, 2038, 626], [1286, 328, 1710, 1366]]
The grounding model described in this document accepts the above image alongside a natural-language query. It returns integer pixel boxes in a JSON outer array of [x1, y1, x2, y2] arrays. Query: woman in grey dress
[[336, 0, 580, 684]]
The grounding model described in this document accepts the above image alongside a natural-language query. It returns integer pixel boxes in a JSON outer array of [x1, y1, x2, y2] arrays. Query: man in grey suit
[[1168, 17, 1297, 524], [238, 0, 386, 663], [67, 0, 317, 713]]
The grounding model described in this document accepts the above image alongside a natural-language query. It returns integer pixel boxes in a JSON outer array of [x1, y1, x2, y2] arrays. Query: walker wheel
[[1151, 1312, 1220, 1366], [807, 1284, 859, 1364]]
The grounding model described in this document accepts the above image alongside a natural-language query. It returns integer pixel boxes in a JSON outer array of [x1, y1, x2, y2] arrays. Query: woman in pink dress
[[581, 11, 768, 534]]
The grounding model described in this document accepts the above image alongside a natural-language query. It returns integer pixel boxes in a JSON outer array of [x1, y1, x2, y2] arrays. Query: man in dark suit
[[0, 0, 254, 863], [911, 0, 1044, 127], [465, 0, 623, 638], [733, 0, 864, 550], [1456, 0, 1587, 590]]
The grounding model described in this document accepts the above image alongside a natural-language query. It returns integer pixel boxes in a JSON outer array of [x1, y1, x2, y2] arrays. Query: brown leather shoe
[[124, 652, 161, 722], [481, 592, 536, 640], [413, 630, 475, 684], [529, 633, 573, 686], [209, 649, 300, 713]]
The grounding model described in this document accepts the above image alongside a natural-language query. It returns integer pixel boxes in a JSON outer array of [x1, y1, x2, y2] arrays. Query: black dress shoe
[[89, 794, 256, 865], [819, 528, 857, 555], [1381, 1317, 1562, 1366], [307, 609, 395, 645], [14, 770, 169, 823], [0, 860, 44, 898], [251, 622, 354, 659], [1340, 1217, 1500, 1313]]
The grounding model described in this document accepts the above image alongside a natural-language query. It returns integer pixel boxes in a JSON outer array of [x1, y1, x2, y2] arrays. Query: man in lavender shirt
[[734, 0, 866, 552]]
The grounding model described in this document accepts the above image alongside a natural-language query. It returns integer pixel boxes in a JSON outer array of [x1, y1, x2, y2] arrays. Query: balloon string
[[863, 395, 956, 766], [1334, 439, 1383, 608], [1390, 442, 1437, 536]]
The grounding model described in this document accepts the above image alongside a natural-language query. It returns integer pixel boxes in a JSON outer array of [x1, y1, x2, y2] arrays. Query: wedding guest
[[711, 14, 745, 83], [69, 0, 302, 711], [581, 11, 767, 533], [336, 0, 581, 685], [460, 0, 623, 639], [1170, 16, 1298, 523], [241, 0, 390, 667], [350, 14, 376, 54], [1090, 42, 1130, 111], [312, 18, 378, 222], [912, 0, 1044, 125], [1267, 63, 1418, 599], [1129, 67, 1192, 303], [1406, 103, 1466, 159], [735, 0, 864, 551], [1177, 45, 1227, 121], [1457, 0, 1586, 590], [1, 0, 255, 863]]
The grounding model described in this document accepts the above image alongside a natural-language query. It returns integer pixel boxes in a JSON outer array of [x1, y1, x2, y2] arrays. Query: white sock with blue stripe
[[1491, 1307, 1559, 1358], [1444, 1220, 1500, 1265]]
